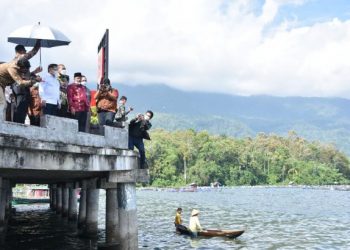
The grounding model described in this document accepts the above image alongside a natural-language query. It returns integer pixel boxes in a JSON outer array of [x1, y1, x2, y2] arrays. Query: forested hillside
[[112, 84, 350, 155], [145, 129, 350, 187]]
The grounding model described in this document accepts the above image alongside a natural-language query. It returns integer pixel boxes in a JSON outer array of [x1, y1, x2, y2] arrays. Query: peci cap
[[74, 72, 82, 78]]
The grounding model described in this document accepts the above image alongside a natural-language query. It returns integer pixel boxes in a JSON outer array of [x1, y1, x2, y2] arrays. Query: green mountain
[[111, 84, 350, 155]]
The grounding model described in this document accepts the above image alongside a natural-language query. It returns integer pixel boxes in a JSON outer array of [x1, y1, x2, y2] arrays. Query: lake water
[[2, 187, 350, 249]]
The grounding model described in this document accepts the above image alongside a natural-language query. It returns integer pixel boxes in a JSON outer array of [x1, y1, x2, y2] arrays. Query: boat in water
[[12, 185, 50, 204], [175, 224, 244, 239]]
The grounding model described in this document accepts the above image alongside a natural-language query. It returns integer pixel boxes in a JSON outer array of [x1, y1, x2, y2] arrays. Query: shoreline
[[137, 184, 350, 192]]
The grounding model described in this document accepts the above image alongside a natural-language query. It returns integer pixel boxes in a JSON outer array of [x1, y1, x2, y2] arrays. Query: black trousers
[[5, 101, 12, 122], [13, 97, 29, 124], [29, 115, 40, 127], [43, 103, 58, 116], [58, 104, 71, 118], [72, 111, 87, 132]]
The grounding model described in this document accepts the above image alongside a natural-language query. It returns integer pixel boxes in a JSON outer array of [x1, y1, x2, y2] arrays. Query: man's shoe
[[140, 162, 149, 169]]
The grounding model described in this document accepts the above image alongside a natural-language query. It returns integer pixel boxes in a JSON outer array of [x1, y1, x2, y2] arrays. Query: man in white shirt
[[39, 64, 60, 116]]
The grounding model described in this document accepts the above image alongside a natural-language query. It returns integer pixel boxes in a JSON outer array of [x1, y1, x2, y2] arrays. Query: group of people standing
[[0, 41, 92, 131], [0, 40, 155, 169]]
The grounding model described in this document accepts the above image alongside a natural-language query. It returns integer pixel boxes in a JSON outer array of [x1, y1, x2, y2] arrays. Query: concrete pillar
[[84, 182, 99, 237], [51, 185, 57, 211], [117, 183, 138, 250], [5, 187, 12, 219], [62, 186, 69, 217], [68, 186, 78, 221], [106, 188, 119, 245], [7, 187, 12, 211], [78, 181, 87, 229], [0, 178, 7, 234], [49, 186, 54, 209], [56, 185, 62, 214]]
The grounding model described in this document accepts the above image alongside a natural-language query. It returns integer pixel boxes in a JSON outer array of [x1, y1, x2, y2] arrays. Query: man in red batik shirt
[[67, 72, 90, 132]]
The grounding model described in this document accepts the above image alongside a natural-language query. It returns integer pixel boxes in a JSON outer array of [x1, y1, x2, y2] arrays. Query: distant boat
[[13, 186, 50, 204], [175, 224, 244, 239]]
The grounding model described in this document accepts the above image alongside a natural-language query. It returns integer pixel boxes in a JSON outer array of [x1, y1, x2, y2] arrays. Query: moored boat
[[12, 185, 50, 205]]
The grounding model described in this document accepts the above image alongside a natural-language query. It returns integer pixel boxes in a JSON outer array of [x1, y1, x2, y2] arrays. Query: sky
[[1, 0, 350, 98]]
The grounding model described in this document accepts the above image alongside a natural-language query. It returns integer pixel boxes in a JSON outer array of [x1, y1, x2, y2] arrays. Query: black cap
[[74, 72, 82, 78], [15, 45, 26, 53], [17, 58, 31, 69]]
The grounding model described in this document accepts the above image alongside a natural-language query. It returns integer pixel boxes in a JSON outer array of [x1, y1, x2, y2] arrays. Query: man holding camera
[[94, 78, 118, 126], [128, 110, 154, 169]]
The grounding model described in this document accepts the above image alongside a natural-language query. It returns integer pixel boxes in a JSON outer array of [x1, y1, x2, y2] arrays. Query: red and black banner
[[97, 29, 109, 87]]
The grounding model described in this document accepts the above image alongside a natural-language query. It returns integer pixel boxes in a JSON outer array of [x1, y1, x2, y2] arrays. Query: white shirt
[[5, 86, 13, 103], [39, 73, 60, 105], [189, 216, 202, 232]]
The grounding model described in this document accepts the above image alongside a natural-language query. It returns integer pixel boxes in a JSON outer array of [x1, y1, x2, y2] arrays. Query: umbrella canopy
[[8, 23, 71, 48]]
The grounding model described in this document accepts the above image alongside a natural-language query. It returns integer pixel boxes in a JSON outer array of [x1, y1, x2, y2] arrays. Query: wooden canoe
[[176, 224, 244, 239], [199, 229, 244, 238]]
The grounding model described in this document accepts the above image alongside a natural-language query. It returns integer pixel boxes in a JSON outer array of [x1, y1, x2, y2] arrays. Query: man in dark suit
[[128, 110, 154, 169]]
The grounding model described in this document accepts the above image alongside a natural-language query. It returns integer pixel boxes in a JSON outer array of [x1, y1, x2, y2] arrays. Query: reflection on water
[[2, 187, 350, 249]]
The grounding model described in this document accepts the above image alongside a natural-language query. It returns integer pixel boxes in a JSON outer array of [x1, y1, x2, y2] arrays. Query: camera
[[99, 78, 112, 91], [136, 113, 144, 121], [99, 83, 111, 91]]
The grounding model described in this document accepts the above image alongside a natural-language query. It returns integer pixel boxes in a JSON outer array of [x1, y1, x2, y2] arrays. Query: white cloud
[[1, 0, 350, 98]]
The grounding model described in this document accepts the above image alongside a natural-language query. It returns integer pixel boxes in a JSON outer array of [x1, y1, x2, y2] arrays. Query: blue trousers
[[128, 136, 146, 168], [98, 111, 115, 126]]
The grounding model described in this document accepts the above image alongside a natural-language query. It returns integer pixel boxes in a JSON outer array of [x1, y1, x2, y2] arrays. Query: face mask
[[61, 70, 67, 75], [81, 81, 87, 86], [53, 70, 59, 77]]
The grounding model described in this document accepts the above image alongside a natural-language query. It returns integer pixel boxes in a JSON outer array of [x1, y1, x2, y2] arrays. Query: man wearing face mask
[[57, 64, 70, 118], [39, 64, 60, 116], [67, 72, 90, 132]]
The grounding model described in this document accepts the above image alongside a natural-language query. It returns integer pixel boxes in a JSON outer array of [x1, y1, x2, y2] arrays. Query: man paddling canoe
[[189, 209, 203, 237]]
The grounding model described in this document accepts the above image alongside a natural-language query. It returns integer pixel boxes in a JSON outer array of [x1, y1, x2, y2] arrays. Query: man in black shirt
[[128, 110, 153, 169]]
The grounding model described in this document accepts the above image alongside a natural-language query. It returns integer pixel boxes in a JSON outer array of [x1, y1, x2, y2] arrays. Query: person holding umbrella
[[13, 39, 41, 62], [11, 43, 43, 124]]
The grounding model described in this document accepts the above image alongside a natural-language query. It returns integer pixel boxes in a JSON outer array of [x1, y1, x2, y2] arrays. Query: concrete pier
[[56, 185, 62, 214], [117, 183, 138, 250], [68, 184, 78, 221], [78, 181, 87, 229], [62, 186, 69, 217], [106, 188, 119, 245], [85, 181, 99, 237], [0, 115, 149, 247], [51, 185, 57, 211], [0, 179, 7, 232]]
